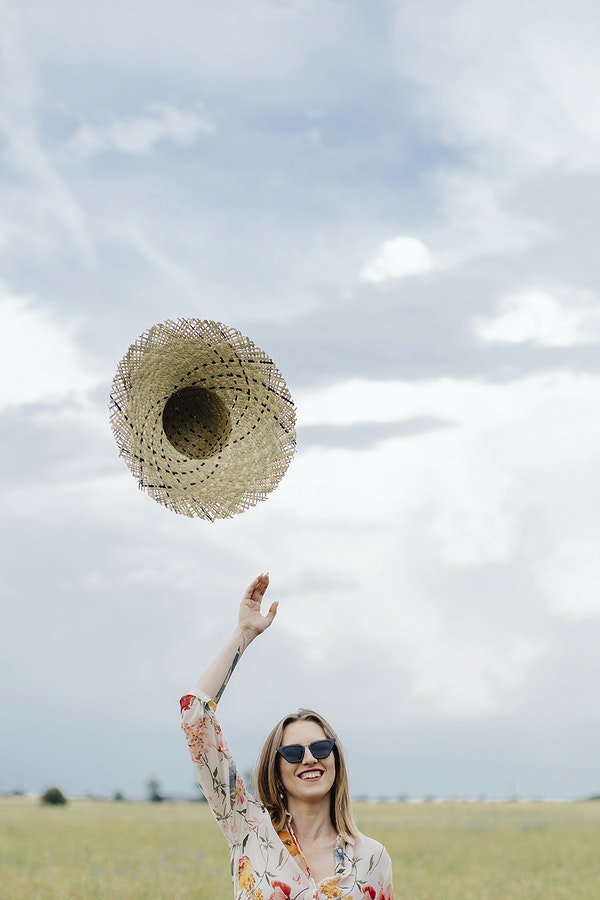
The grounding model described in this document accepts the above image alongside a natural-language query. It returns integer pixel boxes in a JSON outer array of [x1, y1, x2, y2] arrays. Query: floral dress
[[180, 692, 394, 900]]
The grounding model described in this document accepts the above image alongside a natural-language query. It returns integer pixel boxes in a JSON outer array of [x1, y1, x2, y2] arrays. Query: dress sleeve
[[379, 849, 394, 899], [180, 692, 263, 846], [371, 845, 394, 899]]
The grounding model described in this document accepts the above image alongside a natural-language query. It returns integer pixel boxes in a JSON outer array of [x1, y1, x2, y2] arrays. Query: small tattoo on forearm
[[215, 640, 246, 703]]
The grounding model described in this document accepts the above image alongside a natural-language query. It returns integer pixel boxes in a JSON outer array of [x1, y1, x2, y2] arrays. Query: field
[[1, 796, 599, 898]]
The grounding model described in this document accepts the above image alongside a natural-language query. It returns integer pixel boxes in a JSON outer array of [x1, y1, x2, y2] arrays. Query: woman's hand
[[190, 574, 278, 703], [238, 573, 278, 639]]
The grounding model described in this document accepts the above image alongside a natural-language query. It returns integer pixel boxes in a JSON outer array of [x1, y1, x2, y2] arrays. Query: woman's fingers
[[247, 572, 269, 601], [266, 600, 278, 623]]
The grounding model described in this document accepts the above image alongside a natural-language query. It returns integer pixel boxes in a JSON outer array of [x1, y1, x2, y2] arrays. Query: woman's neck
[[286, 798, 337, 844]]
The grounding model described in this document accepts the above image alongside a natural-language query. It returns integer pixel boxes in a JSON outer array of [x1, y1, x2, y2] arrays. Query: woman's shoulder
[[352, 830, 391, 859]]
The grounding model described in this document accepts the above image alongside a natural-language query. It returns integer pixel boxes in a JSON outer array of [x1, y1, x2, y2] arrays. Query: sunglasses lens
[[278, 745, 304, 763], [310, 739, 335, 759]]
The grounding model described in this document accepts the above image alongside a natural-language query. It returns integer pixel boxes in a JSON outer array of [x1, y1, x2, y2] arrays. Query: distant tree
[[146, 778, 164, 803], [113, 790, 125, 802], [41, 786, 67, 806]]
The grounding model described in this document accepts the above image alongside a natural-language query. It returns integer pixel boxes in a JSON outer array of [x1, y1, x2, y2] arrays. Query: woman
[[180, 573, 394, 899]]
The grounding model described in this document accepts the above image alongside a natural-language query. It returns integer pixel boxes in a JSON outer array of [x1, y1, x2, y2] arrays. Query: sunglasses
[[276, 738, 336, 764]]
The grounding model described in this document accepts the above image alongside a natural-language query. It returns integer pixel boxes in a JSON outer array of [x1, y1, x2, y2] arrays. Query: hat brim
[[109, 319, 296, 520]]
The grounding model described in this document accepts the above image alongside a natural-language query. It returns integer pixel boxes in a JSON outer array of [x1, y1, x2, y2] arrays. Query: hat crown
[[162, 386, 232, 460]]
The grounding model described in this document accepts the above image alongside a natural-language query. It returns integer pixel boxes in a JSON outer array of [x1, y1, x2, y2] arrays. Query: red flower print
[[270, 881, 292, 899], [378, 886, 394, 900], [179, 694, 194, 712], [362, 888, 376, 899]]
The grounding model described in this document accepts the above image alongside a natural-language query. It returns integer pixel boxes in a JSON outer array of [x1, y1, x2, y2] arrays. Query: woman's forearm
[[191, 625, 256, 704], [190, 573, 276, 704]]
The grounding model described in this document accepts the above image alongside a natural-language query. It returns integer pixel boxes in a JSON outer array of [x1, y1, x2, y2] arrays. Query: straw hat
[[109, 318, 296, 520]]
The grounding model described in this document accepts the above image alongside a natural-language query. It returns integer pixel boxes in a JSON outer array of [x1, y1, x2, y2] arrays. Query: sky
[[2, 0, 600, 803]]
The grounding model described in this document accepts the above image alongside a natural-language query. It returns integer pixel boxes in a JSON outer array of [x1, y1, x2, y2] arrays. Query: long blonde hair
[[254, 708, 358, 840]]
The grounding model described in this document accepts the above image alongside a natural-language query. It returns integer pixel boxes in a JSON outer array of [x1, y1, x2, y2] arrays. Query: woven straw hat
[[109, 318, 296, 520]]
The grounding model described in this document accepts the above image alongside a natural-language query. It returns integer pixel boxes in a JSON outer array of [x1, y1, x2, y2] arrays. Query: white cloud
[[203, 492, 547, 716], [408, 633, 547, 715], [0, 7, 95, 259], [392, 0, 600, 172], [474, 287, 600, 347], [534, 538, 600, 621], [195, 370, 600, 715], [0, 289, 102, 409], [294, 378, 518, 568], [425, 168, 550, 268], [67, 103, 216, 157], [387, 1, 600, 275], [360, 235, 434, 283]]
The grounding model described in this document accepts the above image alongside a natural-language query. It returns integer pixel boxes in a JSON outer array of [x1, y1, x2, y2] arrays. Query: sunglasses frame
[[276, 738, 336, 764]]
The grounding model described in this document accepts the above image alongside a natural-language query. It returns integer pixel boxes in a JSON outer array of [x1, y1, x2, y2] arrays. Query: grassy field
[[1, 796, 599, 898]]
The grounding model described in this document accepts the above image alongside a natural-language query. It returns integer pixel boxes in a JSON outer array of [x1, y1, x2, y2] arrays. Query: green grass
[[1, 797, 599, 898], [358, 801, 600, 899], [0, 797, 229, 899]]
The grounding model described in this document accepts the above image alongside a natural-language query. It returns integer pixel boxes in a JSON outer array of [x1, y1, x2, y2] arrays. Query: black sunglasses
[[276, 738, 336, 764]]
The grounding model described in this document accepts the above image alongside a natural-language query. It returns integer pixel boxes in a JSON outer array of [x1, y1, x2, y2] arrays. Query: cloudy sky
[[2, 0, 600, 803]]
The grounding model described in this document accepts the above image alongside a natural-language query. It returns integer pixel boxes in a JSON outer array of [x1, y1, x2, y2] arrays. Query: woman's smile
[[298, 768, 324, 781]]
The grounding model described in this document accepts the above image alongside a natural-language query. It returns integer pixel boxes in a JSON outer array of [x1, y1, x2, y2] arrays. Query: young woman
[[180, 573, 394, 900]]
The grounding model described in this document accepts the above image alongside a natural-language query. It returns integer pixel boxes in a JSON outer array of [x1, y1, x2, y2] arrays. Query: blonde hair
[[254, 708, 358, 840]]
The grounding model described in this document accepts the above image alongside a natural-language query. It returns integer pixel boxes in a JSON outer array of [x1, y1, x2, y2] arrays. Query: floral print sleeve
[[180, 692, 262, 846], [180, 693, 394, 899]]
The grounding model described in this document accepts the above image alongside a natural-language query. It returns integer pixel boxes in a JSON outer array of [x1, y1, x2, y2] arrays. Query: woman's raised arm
[[190, 573, 277, 704]]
